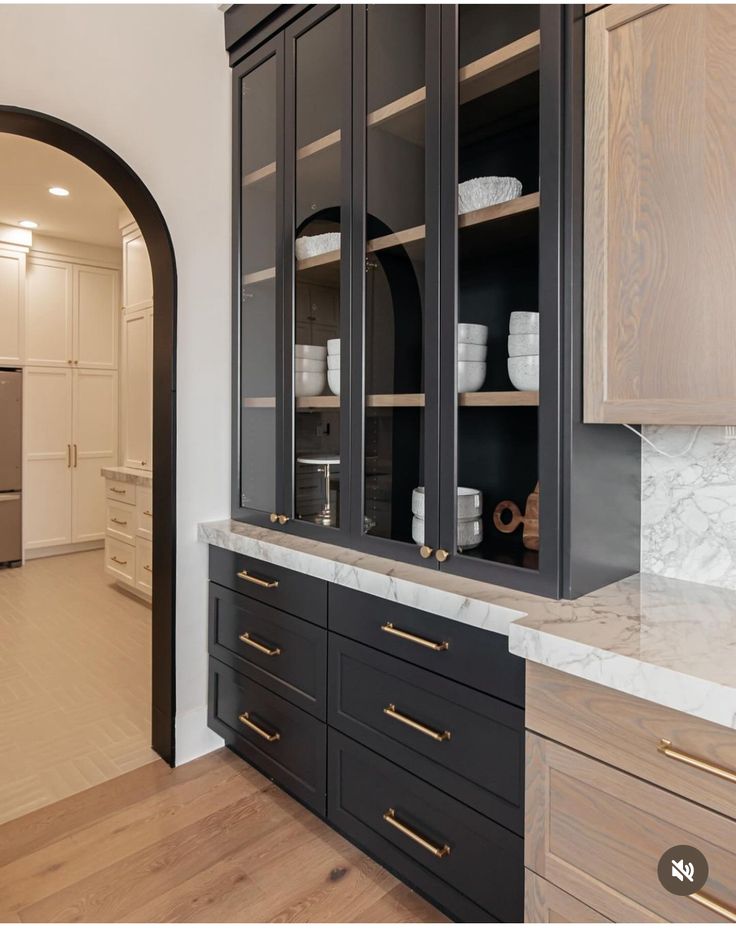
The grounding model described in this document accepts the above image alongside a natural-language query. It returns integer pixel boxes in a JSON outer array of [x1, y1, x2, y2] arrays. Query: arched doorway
[[0, 106, 176, 764]]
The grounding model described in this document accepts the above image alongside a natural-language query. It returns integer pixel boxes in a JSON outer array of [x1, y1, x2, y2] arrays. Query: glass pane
[[293, 12, 344, 528], [240, 55, 278, 513], [363, 5, 426, 544], [455, 5, 540, 569]]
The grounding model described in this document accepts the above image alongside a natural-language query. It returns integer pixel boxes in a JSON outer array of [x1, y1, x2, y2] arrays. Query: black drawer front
[[209, 546, 327, 626], [208, 659, 326, 815], [328, 729, 523, 923], [209, 583, 327, 719], [328, 585, 523, 706], [328, 634, 523, 833]]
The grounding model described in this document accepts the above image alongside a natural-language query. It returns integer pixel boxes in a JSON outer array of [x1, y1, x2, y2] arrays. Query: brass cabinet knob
[[435, 549, 449, 563], [277, 515, 289, 525], [269, 513, 279, 523], [419, 545, 433, 559]]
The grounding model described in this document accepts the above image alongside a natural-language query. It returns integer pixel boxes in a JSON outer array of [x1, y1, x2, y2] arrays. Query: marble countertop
[[198, 519, 736, 730], [102, 466, 153, 487]]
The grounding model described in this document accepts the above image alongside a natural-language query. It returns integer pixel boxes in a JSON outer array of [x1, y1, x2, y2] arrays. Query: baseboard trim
[[25, 540, 104, 561], [175, 704, 223, 766]]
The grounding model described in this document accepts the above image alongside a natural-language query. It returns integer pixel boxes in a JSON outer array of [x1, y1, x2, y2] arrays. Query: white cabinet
[[122, 228, 153, 310], [0, 249, 25, 366], [71, 369, 117, 542], [74, 265, 119, 369], [121, 306, 153, 469], [104, 476, 152, 601], [25, 258, 73, 367]]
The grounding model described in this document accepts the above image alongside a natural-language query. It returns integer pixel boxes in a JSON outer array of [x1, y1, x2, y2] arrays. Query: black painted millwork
[[208, 658, 327, 816], [328, 633, 524, 832], [209, 546, 327, 625], [209, 583, 327, 718], [328, 728, 523, 922], [225, 5, 309, 65]]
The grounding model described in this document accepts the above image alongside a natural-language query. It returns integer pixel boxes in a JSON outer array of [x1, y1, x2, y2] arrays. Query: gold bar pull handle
[[237, 570, 279, 589], [143, 564, 153, 573], [238, 711, 280, 743], [384, 704, 450, 742], [690, 891, 736, 923], [382, 808, 450, 859], [73, 443, 78, 468], [110, 487, 126, 494], [110, 556, 127, 566], [110, 517, 127, 526], [143, 509, 153, 517], [239, 632, 281, 657], [380, 622, 448, 652], [657, 739, 736, 785], [67, 444, 71, 468]]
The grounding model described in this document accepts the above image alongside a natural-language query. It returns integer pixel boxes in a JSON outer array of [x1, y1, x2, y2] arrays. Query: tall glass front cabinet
[[232, 4, 640, 599]]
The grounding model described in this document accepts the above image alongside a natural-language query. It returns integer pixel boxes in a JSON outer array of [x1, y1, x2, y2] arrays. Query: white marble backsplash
[[641, 425, 736, 589]]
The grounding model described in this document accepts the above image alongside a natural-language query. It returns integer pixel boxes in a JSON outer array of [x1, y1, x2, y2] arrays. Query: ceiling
[[0, 133, 126, 247]]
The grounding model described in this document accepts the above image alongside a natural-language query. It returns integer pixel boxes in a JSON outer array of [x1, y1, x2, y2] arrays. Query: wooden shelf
[[459, 391, 538, 406], [243, 391, 538, 409]]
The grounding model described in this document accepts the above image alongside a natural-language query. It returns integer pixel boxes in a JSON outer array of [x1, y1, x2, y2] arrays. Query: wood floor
[[0, 748, 449, 923], [0, 549, 157, 825]]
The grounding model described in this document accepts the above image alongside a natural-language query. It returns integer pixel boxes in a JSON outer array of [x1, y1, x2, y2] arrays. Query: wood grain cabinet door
[[584, 4, 736, 424]]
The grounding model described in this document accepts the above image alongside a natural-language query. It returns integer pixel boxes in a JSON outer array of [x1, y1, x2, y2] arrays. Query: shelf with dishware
[[243, 390, 539, 410]]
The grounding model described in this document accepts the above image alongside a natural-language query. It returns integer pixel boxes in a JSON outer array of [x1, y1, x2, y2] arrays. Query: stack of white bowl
[[326, 338, 340, 395], [411, 486, 483, 550], [507, 311, 539, 391], [295, 344, 326, 396], [457, 324, 488, 393]]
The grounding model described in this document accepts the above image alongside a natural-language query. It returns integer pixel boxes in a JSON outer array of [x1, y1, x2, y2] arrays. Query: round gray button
[[657, 845, 709, 896]]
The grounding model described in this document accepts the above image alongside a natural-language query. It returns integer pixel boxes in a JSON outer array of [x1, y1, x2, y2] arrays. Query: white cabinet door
[[71, 369, 117, 543], [0, 249, 25, 365], [25, 258, 73, 367], [121, 306, 152, 469], [74, 265, 119, 369], [23, 367, 73, 549], [122, 228, 153, 310]]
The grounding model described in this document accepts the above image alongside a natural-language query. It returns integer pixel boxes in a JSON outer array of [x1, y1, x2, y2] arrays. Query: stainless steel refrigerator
[[0, 368, 22, 566]]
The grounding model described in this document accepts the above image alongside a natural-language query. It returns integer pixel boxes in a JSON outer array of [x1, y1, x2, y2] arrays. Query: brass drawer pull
[[382, 808, 450, 859], [657, 739, 736, 784], [380, 622, 448, 651], [143, 564, 153, 573], [237, 570, 279, 589], [67, 444, 71, 468], [239, 632, 281, 657], [110, 487, 126, 494], [143, 509, 153, 518], [110, 517, 127, 525], [110, 556, 128, 566], [690, 891, 736, 923], [238, 711, 280, 743], [384, 704, 450, 742]]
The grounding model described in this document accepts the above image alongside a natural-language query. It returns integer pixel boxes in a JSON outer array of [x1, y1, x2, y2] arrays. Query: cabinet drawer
[[209, 583, 327, 719], [527, 663, 736, 821], [135, 537, 152, 597], [524, 871, 610, 923], [209, 546, 327, 627], [208, 659, 326, 816], [136, 485, 153, 540], [328, 729, 523, 923], [328, 634, 523, 832], [106, 502, 135, 544], [105, 478, 136, 505], [105, 536, 135, 586], [526, 733, 736, 923]]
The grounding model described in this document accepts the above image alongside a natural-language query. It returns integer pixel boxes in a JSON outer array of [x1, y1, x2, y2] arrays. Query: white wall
[[0, 4, 230, 762]]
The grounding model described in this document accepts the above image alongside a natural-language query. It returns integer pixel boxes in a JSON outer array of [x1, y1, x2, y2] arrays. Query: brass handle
[[74, 359, 79, 365], [435, 548, 449, 563], [143, 510, 153, 517], [239, 632, 281, 657], [238, 711, 280, 743], [419, 545, 433, 559], [67, 359, 72, 364], [73, 444, 78, 468], [110, 517, 127, 525], [141, 460, 147, 466], [657, 739, 736, 784], [384, 703, 450, 742], [269, 513, 279, 523], [236, 570, 279, 589], [269, 513, 289, 525], [67, 444, 71, 468], [143, 564, 153, 573], [382, 808, 450, 859], [110, 556, 127, 566], [380, 622, 448, 652], [690, 891, 736, 923], [110, 487, 126, 494]]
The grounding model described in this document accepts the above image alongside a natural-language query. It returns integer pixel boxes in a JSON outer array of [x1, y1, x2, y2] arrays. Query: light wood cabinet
[[524, 871, 610, 924], [0, 248, 25, 366], [584, 4, 736, 424]]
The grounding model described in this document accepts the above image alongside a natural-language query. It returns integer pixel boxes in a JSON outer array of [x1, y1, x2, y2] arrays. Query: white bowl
[[509, 311, 539, 335], [507, 355, 539, 391], [295, 344, 326, 360], [457, 360, 486, 393], [327, 338, 341, 355], [327, 354, 340, 369], [295, 371, 325, 396], [295, 356, 325, 373], [412, 486, 482, 521], [327, 369, 340, 395], [508, 333, 539, 356], [457, 342, 487, 362], [457, 323, 488, 345], [412, 515, 483, 549]]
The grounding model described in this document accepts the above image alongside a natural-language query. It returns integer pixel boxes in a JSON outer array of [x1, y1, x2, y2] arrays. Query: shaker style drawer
[[136, 485, 153, 540], [328, 634, 523, 832], [209, 583, 327, 719], [328, 585, 523, 707], [209, 546, 327, 627], [526, 733, 736, 924], [524, 871, 610, 924], [526, 663, 736, 821], [106, 501, 135, 544], [208, 659, 326, 816], [328, 729, 523, 923], [105, 478, 136, 505], [135, 537, 153, 597], [105, 537, 135, 586]]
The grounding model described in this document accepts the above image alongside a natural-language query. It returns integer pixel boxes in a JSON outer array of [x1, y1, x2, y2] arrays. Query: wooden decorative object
[[493, 482, 539, 550]]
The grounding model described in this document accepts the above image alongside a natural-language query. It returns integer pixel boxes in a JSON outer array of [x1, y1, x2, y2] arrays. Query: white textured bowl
[[412, 515, 483, 549], [327, 369, 340, 395], [507, 355, 539, 391], [508, 333, 539, 356], [412, 486, 482, 521], [457, 360, 486, 393], [327, 338, 341, 355], [509, 311, 539, 335], [295, 371, 325, 396], [295, 356, 325, 373], [327, 354, 340, 369], [457, 323, 488, 345], [457, 342, 487, 362], [295, 344, 326, 360]]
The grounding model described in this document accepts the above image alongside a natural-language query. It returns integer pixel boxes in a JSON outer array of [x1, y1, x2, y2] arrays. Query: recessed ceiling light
[[19, 220, 38, 229], [48, 186, 70, 197]]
